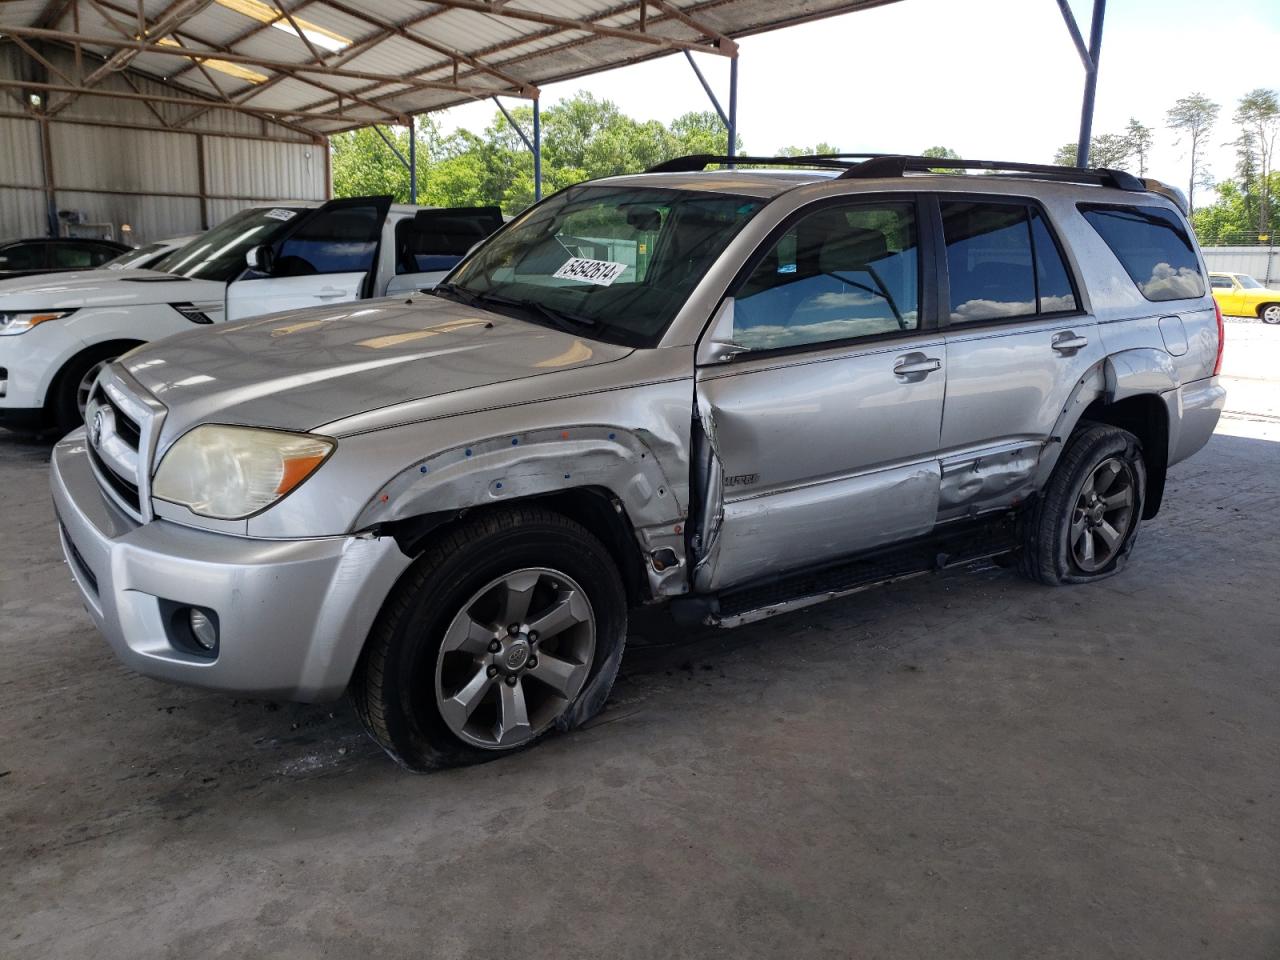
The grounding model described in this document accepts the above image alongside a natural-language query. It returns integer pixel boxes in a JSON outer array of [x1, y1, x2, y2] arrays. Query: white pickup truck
[[0, 197, 503, 433]]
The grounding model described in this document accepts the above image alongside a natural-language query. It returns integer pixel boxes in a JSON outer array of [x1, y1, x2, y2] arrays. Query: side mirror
[[245, 244, 274, 274], [696, 298, 750, 366]]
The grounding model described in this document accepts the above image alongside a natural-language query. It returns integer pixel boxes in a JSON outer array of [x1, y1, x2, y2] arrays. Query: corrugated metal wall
[[1202, 247, 1280, 286], [0, 45, 328, 245]]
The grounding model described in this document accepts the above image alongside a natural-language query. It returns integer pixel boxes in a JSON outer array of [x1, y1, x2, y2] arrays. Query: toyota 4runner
[[49, 154, 1226, 770]]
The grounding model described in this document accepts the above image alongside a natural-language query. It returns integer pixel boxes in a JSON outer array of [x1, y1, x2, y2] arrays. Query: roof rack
[[645, 153, 1147, 194], [647, 153, 863, 173]]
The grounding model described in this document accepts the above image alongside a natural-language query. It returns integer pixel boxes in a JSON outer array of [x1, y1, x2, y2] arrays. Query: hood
[[0, 268, 223, 309], [121, 295, 634, 437]]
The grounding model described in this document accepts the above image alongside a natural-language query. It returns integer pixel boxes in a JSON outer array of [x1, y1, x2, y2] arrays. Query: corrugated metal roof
[[0, 0, 904, 136]]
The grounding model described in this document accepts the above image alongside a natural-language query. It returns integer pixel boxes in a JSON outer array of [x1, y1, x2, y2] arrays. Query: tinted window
[[1, 242, 47, 270], [1079, 204, 1204, 301], [942, 202, 1036, 323], [942, 202, 1080, 322], [395, 209, 502, 274], [1030, 209, 1079, 313], [274, 205, 380, 276], [53, 243, 116, 268], [732, 202, 919, 350], [1209, 275, 1233, 289]]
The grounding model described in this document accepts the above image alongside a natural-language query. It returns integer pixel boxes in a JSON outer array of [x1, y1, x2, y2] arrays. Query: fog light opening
[[189, 608, 218, 651]]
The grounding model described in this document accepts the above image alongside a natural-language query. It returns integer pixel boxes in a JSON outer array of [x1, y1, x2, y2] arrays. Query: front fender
[[352, 425, 680, 529], [346, 425, 690, 597]]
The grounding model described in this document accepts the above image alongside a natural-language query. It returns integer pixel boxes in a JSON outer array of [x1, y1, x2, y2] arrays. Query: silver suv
[[49, 154, 1226, 770]]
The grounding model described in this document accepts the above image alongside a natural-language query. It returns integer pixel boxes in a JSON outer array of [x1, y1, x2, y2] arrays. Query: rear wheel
[[351, 506, 627, 771], [1019, 423, 1146, 585], [1260, 303, 1280, 325]]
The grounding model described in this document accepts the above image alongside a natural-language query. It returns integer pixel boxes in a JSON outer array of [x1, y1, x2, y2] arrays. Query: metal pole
[[1075, 0, 1105, 168], [408, 115, 417, 204], [533, 98, 542, 201], [727, 56, 738, 166]]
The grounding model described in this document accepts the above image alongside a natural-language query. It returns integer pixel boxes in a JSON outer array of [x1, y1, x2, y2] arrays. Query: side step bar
[[671, 514, 1019, 629]]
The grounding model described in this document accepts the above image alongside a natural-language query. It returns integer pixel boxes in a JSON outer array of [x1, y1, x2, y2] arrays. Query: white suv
[[0, 198, 503, 433]]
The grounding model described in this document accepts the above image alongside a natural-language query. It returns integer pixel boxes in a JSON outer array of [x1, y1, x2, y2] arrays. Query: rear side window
[[1079, 204, 1204, 301], [1, 242, 47, 270], [941, 201, 1080, 323], [1209, 275, 1233, 289], [394, 209, 502, 275]]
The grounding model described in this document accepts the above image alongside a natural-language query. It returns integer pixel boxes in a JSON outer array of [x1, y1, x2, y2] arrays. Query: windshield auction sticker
[[552, 257, 627, 286], [265, 208, 298, 221]]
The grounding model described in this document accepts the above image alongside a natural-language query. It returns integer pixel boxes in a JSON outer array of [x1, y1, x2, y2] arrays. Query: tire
[[1260, 303, 1280, 325], [351, 506, 628, 771], [1019, 422, 1147, 586], [50, 345, 127, 435]]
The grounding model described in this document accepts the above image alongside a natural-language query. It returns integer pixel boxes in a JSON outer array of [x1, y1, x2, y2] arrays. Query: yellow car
[[1209, 271, 1280, 324]]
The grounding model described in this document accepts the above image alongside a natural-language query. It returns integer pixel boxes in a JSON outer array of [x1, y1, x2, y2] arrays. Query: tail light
[[1213, 298, 1225, 376]]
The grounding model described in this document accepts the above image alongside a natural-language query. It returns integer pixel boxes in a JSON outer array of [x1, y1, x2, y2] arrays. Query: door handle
[[315, 287, 346, 299], [1051, 332, 1088, 354], [893, 355, 942, 378]]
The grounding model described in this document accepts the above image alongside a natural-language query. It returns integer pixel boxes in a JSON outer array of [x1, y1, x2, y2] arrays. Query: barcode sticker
[[552, 257, 627, 286]]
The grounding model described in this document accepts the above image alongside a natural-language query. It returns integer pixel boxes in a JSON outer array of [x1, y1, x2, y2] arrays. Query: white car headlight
[[0, 309, 75, 336], [153, 424, 334, 520]]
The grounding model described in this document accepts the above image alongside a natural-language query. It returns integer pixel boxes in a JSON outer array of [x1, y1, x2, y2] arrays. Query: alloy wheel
[[434, 567, 595, 750], [76, 359, 111, 420], [1070, 457, 1136, 573], [1263, 304, 1280, 325]]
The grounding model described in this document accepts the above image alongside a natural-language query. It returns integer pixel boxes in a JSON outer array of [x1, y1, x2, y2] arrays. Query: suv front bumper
[[50, 429, 412, 701]]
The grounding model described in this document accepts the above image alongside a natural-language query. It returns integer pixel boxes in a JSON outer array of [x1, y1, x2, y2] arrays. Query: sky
[[430, 0, 1280, 194]]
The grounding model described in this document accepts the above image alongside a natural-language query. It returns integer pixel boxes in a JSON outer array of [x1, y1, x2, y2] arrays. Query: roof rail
[[838, 155, 1146, 192], [646, 152, 1148, 194], [646, 153, 864, 173]]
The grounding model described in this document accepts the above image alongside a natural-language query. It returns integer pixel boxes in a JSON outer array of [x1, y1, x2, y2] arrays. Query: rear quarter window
[[1078, 203, 1204, 302]]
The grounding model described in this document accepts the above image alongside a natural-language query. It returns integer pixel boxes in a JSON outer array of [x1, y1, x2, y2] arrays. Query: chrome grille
[[84, 367, 165, 522]]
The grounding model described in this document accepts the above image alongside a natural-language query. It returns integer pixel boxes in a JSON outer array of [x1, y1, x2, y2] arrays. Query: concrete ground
[[1, 320, 1278, 960]]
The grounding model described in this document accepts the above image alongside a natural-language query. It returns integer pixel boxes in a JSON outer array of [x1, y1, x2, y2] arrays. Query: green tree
[[1233, 88, 1279, 235], [920, 145, 961, 173], [1052, 135, 1130, 169], [1125, 118, 1154, 177], [1166, 92, 1220, 213]]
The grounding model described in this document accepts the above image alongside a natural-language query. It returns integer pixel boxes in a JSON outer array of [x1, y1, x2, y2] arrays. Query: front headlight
[[0, 309, 76, 336], [153, 424, 334, 520]]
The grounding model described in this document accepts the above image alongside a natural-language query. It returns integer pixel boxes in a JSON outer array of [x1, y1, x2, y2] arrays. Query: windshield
[[152, 207, 305, 282], [444, 185, 766, 346], [1238, 274, 1263, 289], [102, 242, 166, 271]]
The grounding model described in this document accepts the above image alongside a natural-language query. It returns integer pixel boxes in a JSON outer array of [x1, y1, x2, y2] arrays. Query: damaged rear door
[[690, 196, 946, 591]]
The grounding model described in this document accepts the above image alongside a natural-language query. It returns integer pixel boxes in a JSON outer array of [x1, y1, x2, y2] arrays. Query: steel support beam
[[409, 115, 418, 205], [728, 56, 738, 164], [493, 96, 541, 202], [533, 98, 541, 202], [1057, 0, 1106, 168], [684, 50, 738, 162]]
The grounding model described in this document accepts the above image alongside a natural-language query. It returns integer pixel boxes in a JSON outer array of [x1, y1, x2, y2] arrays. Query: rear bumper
[[1168, 376, 1226, 467], [50, 429, 413, 701]]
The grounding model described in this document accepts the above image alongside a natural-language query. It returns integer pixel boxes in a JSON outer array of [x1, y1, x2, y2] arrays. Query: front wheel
[[351, 507, 628, 771], [1260, 303, 1280, 325], [1019, 423, 1147, 585], [51, 346, 127, 435]]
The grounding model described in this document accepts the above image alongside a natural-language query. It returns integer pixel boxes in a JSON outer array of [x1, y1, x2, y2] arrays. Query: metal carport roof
[[0, 1, 907, 136]]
